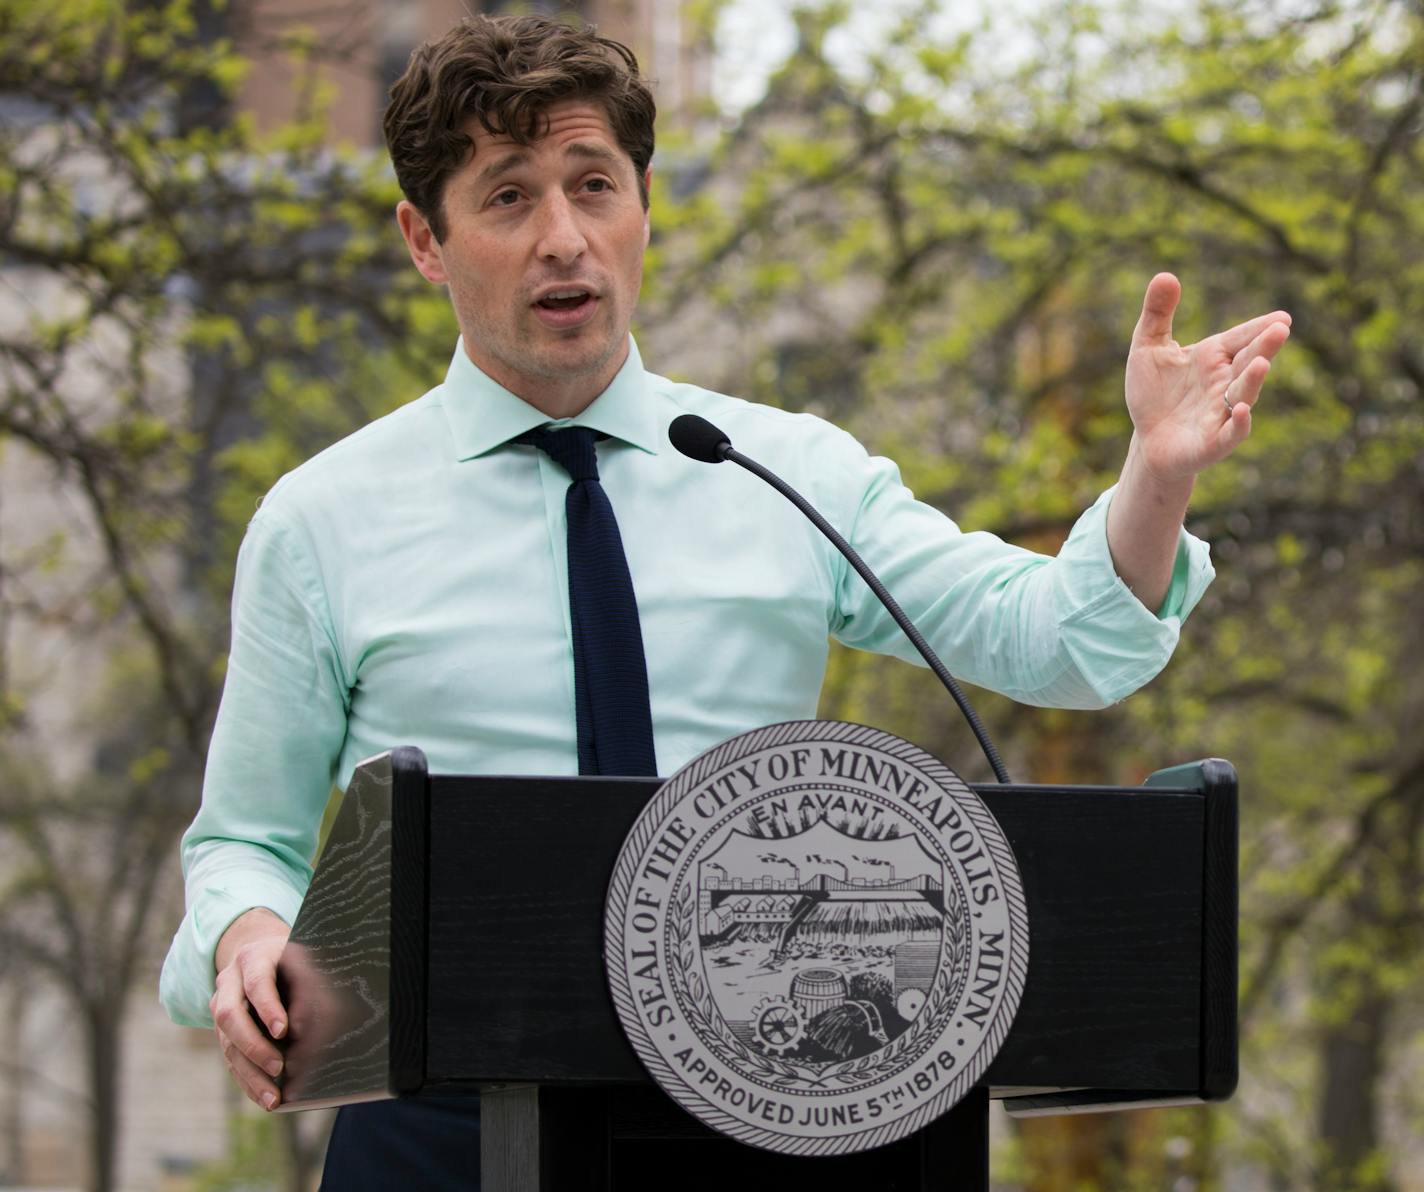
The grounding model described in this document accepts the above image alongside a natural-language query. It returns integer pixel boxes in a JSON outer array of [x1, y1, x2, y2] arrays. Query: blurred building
[[237, 0, 715, 150]]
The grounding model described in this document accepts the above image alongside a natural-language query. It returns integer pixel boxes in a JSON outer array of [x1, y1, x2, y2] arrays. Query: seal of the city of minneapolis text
[[605, 721, 1028, 1156]]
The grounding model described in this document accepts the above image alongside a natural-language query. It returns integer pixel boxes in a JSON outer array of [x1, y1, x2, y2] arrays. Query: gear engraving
[[751, 997, 806, 1056]]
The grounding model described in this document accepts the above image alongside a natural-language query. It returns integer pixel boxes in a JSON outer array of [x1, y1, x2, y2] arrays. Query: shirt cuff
[[159, 862, 304, 1027], [1052, 484, 1215, 705]]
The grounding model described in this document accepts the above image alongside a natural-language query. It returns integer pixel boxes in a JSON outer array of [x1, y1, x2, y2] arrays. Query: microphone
[[668, 414, 731, 463], [669, 413, 1010, 784]]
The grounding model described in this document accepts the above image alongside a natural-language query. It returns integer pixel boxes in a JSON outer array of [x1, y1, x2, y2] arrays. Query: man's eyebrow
[[475, 141, 621, 185], [477, 151, 530, 184], [565, 141, 620, 165]]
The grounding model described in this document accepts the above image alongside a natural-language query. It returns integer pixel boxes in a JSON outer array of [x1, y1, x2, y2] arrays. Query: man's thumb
[[1132, 272, 1181, 346]]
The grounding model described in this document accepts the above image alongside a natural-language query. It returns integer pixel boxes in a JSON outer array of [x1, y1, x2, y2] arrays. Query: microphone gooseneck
[[670, 414, 1011, 784]]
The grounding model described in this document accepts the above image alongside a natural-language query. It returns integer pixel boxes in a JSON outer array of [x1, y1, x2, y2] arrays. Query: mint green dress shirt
[[159, 338, 1212, 1025]]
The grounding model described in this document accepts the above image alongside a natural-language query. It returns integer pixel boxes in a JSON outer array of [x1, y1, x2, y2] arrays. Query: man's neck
[[463, 340, 631, 421]]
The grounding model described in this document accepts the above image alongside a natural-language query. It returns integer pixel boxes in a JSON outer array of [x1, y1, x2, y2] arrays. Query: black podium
[[275, 747, 1237, 1190]]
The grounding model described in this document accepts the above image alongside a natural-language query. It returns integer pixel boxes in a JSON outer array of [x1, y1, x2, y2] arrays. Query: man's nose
[[536, 192, 587, 263]]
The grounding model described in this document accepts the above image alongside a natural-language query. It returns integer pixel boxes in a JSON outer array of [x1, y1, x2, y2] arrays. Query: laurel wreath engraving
[[670, 873, 971, 1091]]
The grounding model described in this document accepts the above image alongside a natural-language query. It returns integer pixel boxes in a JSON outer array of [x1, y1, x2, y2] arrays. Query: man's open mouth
[[536, 289, 594, 311]]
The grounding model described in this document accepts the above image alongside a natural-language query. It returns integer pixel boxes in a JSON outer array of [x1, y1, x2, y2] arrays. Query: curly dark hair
[[383, 14, 656, 242]]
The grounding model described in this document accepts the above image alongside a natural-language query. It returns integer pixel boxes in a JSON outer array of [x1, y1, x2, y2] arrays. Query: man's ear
[[642, 166, 653, 248], [396, 200, 448, 285]]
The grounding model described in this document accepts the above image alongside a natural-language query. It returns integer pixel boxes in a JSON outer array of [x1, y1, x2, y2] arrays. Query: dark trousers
[[319, 1096, 480, 1190]]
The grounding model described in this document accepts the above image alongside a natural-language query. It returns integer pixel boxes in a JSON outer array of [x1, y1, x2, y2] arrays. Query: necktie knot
[[520, 425, 599, 482]]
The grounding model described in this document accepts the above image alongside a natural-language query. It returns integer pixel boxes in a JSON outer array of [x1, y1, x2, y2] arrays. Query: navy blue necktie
[[519, 426, 657, 777]]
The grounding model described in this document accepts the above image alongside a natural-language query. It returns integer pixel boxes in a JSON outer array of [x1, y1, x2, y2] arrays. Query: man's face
[[398, 101, 651, 415]]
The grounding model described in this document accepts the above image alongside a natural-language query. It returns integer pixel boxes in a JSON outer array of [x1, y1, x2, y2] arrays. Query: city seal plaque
[[605, 721, 1028, 1156]]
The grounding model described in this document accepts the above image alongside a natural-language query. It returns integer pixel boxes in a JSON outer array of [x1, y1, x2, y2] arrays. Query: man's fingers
[[1227, 355, 1272, 409], [1217, 310, 1292, 357], [214, 999, 285, 1078], [1217, 400, 1253, 451], [219, 1029, 283, 1110], [1230, 320, 1291, 382], [240, 951, 289, 1040], [211, 917, 294, 1112], [1131, 272, 1182, 347], [213, 970, 285, 1079]]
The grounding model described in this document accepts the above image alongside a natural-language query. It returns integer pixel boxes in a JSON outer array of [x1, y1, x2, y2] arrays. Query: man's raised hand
[[210, 907, 291, 1111], [1124, 272, 1291, 483]]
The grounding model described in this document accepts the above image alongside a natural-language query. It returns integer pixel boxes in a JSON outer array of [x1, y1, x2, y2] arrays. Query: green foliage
[[0, 0, 450, 746], [1, 0, 1420, 1185], [0, 3, 448, 1187], [188, 1112, 285, 1192], [644, 0, 1424, 1183]]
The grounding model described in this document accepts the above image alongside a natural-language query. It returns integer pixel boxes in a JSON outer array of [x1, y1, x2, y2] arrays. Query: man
[[160, 12, 1289, 1187]]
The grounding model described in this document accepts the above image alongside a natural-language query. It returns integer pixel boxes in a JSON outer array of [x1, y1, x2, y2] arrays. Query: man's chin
[[522, 335, 627, 384]]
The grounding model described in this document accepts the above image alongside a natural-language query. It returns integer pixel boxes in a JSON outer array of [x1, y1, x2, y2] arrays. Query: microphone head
[[669, 414, 732, 464]]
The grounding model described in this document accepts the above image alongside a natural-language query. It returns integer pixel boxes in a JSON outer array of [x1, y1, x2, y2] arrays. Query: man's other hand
[[211, 907, 291, 1111], [1105, 273, 1292, 609], [1125, 272, 1291, 483]]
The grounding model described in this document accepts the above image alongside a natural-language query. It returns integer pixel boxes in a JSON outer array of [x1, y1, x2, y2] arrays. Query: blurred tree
[[4, 0, 1422, 1187], [0, 0, 452, 1187], [640, 0, 1424, 1186]]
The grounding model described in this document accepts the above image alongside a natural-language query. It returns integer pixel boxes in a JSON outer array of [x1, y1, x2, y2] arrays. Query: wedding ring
[[1223, 395, 1234, 413]]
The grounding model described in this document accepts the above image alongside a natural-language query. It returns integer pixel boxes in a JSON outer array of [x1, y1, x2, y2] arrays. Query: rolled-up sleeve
[[1049, 485, 1211, 704], [827, 433, 1213, 709], [159, 503, 350, 1027]]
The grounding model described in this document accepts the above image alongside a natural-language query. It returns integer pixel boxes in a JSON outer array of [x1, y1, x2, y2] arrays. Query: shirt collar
[[440, 336, 664, 460]]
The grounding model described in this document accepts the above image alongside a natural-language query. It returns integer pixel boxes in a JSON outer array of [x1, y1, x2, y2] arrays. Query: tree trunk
[[83, 998, 122, 1192], [1187, 1103, 1221, 1192], [1, 980, 25, 1184], [1314, 788, 1420, 1192], [1317, 986, 1393, 1190]]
